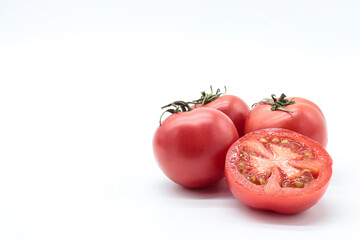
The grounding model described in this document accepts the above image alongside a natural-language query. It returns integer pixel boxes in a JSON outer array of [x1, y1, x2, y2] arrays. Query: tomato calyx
[[252, 93, 295, 113], [159, 86, 227, 125], [193, 86, 227, 107], [159, 101, 193, 125]]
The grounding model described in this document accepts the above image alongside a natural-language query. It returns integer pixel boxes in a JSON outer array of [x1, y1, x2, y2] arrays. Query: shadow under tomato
[[163, 178, 234, 200], [231, 200, 330, 226]]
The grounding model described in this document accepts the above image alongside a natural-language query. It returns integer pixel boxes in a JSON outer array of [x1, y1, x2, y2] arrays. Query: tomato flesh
[[225, 128, 332, 214], [237, 136, 317, 188]]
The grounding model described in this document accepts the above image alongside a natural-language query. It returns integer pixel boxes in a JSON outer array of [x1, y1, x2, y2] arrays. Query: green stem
[[159, 86, 227, 125], [192, 86, 227, 107], [159, 100, 193, 125], [252, 93, 295, 113]]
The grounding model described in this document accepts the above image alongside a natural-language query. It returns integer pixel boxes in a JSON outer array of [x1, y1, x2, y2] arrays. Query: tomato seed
[[281, 139, 289, 144], [260, 138, 267, 143], [250, 176, 257, 183], [282, 181, 289, 187], [272, 138, 280, 143], [294, 181, 304, 188], [259, 178, 266, 185]]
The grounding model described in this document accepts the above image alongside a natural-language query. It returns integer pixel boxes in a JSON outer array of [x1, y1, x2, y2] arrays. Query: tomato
[[245, 94, 327, 147], [225, 128, 332, 214], [192, 87, 249, 137], [201, 95, 249, 137], [153, 107, 239, 188]]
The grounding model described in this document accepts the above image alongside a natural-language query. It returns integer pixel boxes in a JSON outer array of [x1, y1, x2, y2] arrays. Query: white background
[[0, 1, 359, 239]]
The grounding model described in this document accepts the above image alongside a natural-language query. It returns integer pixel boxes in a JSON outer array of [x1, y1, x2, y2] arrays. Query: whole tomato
[[153, 102, 239, 188], [193, 87, 249, 137], [245, 94, 327, 147]]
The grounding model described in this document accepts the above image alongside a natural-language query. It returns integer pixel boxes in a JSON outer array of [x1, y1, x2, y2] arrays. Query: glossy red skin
[[245, 97, 327, 147], [225, 128, 332, 214], [153, 108, 239, 188], [200, 95, 250, 137]]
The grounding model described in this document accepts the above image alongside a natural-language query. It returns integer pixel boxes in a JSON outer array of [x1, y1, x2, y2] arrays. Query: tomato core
[[235, 136, 318, 188]]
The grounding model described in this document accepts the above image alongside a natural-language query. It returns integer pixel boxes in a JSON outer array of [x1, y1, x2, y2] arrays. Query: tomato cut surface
[[225, 128, 332, 214]]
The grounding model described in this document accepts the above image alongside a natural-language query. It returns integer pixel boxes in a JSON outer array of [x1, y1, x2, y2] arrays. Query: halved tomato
[[225, 128, 333, 214]]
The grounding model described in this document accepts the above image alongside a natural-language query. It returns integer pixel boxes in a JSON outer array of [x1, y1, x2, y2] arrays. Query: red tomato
[[201, 95, 249, 137], [245, 94, 327, 147], [153, 108, 239, 188], [225, 128, 332, 214]]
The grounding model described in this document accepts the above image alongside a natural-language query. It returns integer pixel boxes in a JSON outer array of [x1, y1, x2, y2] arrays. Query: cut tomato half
[[225, 128, 333, 214]]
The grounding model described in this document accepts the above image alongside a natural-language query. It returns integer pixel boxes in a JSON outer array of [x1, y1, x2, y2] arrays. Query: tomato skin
[[245, 97, 327, 147], [225, 128, 332, 214], [200, 95, 250, 137], [226, 174, 331, 214], [153, 108, 239, 188]]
